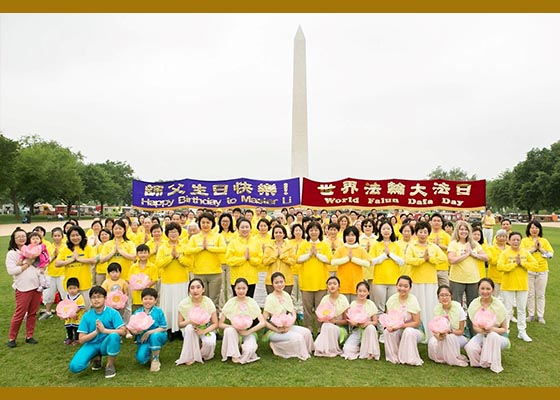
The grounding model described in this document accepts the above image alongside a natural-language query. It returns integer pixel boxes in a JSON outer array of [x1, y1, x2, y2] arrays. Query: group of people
[[4, 206, 553, 378]]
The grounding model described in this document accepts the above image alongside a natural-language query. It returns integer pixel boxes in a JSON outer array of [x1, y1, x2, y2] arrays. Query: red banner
[[301, 178, 486, 210]]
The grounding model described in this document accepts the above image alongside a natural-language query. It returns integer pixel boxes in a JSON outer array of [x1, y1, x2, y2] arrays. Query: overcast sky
[[1, 13, 559, 184]]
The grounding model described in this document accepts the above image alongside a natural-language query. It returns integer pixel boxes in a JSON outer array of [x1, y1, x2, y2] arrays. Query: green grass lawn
[[0, 224, 559, 387]]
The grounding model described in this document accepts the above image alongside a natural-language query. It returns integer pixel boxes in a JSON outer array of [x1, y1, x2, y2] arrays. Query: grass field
[[0, 224, 559, 387]]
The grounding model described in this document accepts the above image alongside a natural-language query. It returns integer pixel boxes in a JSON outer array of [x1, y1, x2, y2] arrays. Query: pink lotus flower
[[473, 307, 497, 330], [429, 315, 450, 334], [347, 304, 369, 325], [230, 314, 253, 330], [315, 301, 336, 322], [56, 299, 78, 319], [271, 313, 296, 328], [20, 244, 42, 259], [188, 306, 211, 326], [379, 309, 404, 330], [129, 273, 150, 290], [106, 290, 128, 310], [127, 311, 154, 331]]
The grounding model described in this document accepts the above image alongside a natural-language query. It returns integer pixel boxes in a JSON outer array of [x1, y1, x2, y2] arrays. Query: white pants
[[501, 290, 528, 332], [527, 271, 548, 319]]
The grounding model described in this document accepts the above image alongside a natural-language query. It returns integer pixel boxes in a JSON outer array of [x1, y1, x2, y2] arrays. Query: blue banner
[[132, 177, 301, 210]]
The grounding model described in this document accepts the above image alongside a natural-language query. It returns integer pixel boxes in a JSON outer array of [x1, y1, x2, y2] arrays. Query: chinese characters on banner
[[301, 178, 486, 210], [132, 178, 301, 210]]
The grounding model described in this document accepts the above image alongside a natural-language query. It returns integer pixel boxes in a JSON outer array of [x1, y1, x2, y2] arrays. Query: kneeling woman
[[427, 285, 468, 367], [382, 275, 424, 366], [313, 276, 350, 357], [262, 272, 314, 360], [175, 279, 219, 366], [342, 281, 380, 360], [219, 278, 266, 364], [464, 278, 509, 373]]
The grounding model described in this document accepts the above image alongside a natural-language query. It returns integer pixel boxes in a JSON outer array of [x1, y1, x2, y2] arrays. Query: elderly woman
[[6, 228, 42, 348]]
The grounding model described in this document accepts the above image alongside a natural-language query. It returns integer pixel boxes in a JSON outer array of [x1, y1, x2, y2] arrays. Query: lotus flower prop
[[379, 309, 404, 330], [56, 299, 78, 319], [271, 313, 296, 328], [230, 314, 253, 330], [106, 290, 128, 310], [315, 301, 336, 322], [127, 311, 154, 332], [20, 244, 42, 259], [428, 315, 450, 334], [129, 273, 150, 290], [347, 304, 369, 325], [473, 308, 497, 330], [188, 306, 211, 326]]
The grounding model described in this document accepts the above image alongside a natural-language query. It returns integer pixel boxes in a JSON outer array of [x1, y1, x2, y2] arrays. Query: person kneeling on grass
[[128, 288, 168, 372], [68, 285, 126, 379]]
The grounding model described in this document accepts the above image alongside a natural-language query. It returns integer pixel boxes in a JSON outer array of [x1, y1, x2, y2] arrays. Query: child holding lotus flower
[[127, 288, 168, 372], [176, 278, 219, 366]]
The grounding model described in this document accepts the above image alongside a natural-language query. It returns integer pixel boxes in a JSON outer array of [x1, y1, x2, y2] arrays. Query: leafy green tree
[[98, 160, 135, 206], [81, 163, 119, 215], [15, 136, 84, 214], [0, 134, 21, 217], [427, 166, 477, 181]]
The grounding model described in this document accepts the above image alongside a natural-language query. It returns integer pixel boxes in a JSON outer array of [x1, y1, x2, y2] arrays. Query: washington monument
[[291, 26, 309, 178]]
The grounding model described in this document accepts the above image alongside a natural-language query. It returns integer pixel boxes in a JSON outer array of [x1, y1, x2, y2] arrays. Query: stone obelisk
[[291, 26, 309, 178]]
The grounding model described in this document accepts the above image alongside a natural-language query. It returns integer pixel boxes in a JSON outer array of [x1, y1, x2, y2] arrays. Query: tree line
[[0, 134, 134, 218], [429, 140, 560, 216]]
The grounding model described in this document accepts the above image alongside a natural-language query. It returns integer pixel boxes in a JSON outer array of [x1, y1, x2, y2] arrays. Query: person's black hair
[[305, 221, 324, 241], [66, 277, 80, 289], [342, 226, 360, 243], [526, 220, 543, 238], [197, 212, 216, 229], [164, 221, 182, 236], [141, 287, 158, 299], [376, 220, 397, 242], [107, 262, 122, 273], [89, 285, 107, 298], [397, 274, 413, 288], [478, 277, 495, 290], [218, 213, 235, 233], [66, 225, 88, 250], [136, 243, 150, 253], [271, 271, 286, 284], [188, 278, 205, 291]]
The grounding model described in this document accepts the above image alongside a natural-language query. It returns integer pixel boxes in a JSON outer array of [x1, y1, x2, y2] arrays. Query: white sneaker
[[511, 316, 517, 323], [538, 317, 546, 324], [378, 333, 384, 344], [517, 331, 532, 342]]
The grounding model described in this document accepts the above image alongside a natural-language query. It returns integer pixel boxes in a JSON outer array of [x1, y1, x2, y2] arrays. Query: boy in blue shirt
[[68, 285, 126, 378]]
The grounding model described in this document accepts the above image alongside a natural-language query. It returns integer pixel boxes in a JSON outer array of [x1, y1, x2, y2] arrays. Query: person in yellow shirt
[[428, 213, 451, 287], [520, 220, 554, 324], [369, 221, 404, 319], [217, 213, 236, 308], [359, 218, 377, 288], [99, 219, 137, 282], [331, 226, 371, 302], [296, 221, 332, 333], [55, 225, 96, 310], [324, 222, 344, 276], [129, 244, 158, 313], [396, 223, 415, 276], [263, 225, 296, 294], [497, 231, 538, 342], [185, 212, 227, 308], [448, 220, 489, 322], [482, 209, 497, 245], [486, 228, 508, 300], [94, 228, 113, 285], [405, 221, 448, 343], [155, 222, 191, 340], [225, 218, 263, 298]]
